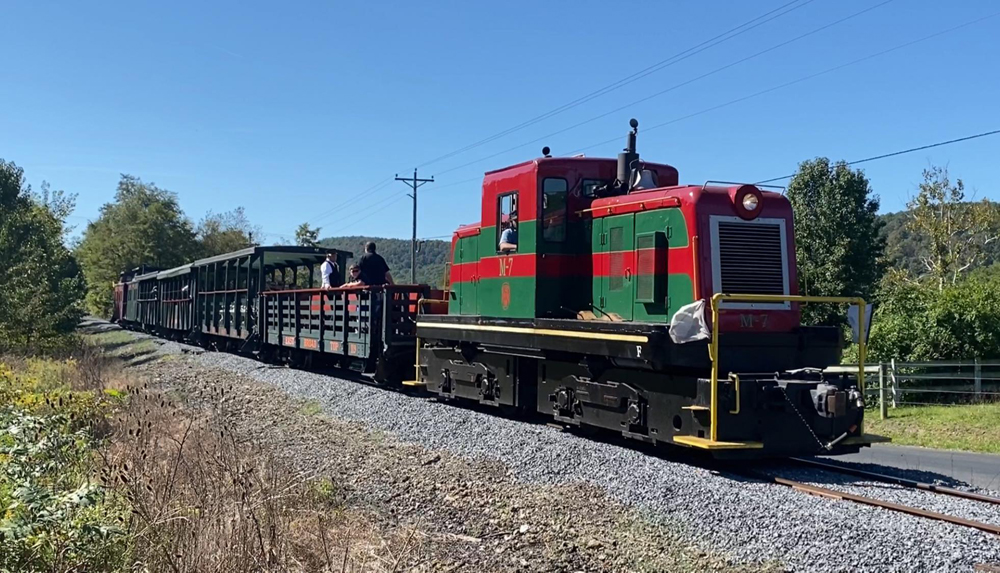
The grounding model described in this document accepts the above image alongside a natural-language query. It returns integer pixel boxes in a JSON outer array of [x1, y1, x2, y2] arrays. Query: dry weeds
[[64, 338, 414, 573]]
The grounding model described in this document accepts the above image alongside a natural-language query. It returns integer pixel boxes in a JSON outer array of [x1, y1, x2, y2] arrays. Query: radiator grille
[[717, 221, 785, 295]]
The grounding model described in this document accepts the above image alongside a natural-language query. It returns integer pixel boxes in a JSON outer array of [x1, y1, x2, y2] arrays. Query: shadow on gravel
[[95, 340, 140, 353], [126, 353, 164, 368], [793, 457, 982, 490], [78, 322, 120, 334], [540, 422, 987, 493]]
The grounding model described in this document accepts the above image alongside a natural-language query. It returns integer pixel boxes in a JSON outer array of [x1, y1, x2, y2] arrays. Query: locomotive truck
[[114, 119, 881, 458]]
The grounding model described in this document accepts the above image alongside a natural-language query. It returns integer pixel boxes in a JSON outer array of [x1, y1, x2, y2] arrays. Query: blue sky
[[3, 0, 998, 244]]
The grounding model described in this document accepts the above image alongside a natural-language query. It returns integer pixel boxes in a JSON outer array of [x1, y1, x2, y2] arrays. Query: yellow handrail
[[413, 298, 450, 384], [709, 293, 867, 442]]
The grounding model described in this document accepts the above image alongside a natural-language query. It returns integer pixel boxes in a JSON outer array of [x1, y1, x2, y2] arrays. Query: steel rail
[[747, 471, 1000, 536], [791, 458, 1000, 506]]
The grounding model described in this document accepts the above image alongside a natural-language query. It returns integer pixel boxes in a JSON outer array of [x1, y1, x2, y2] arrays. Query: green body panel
[[634, 208, 689, 248], [476, 222, 537, 319], [599, 214, 635, 320], [539, 218, 591, 317], [633, 274, 695, 323], [588, 206, 693, 323], [455, 236, 480, 264], [477, 276, 536, 317], [459, 236, 479, 315]]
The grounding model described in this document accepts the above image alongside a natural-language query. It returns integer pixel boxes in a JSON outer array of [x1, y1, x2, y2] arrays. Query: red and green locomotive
[[417, 119, 878, 457]]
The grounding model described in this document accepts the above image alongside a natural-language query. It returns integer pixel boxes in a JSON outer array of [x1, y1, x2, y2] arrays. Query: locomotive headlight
[[730, 184, 763, 220]]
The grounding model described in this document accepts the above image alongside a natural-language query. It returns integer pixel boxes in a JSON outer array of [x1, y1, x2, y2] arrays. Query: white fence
[[831, 360, 1000, 419]]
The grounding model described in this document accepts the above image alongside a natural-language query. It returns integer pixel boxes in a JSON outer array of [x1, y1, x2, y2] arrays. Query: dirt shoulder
[[125, 350, 759, 572]]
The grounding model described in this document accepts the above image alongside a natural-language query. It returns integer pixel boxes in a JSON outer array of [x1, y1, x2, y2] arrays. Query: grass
[[86, 331, 136, 347], [864, 402, 1000, 454], [298, 399, 324, 417]]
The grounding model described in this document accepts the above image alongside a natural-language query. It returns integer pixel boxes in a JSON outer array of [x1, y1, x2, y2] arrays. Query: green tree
[[295, 222, 321, 247], [866, 268, 1000, 361], [196, 206, 260, 257], [906, 165, 1000, 289], [786, 158, 885, 325], [75, 175, 200, 317], [0, 160, 85, 351]]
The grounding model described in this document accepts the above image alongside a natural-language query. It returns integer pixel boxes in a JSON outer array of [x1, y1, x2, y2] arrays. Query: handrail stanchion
[[710, 293, 723, 442], [409, 297, 449, 386]]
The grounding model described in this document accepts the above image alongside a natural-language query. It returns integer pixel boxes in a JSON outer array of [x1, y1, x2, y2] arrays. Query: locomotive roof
[[482, 155, 677, 177], [192, 245, 353, 268]]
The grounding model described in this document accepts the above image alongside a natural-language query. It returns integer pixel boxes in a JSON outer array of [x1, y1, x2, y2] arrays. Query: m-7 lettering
[[739, 314, 769, 328], [498, 256, 513, 277]]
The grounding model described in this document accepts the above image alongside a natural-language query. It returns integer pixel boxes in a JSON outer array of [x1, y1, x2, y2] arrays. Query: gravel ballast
[[189, 351, 1000, 573]]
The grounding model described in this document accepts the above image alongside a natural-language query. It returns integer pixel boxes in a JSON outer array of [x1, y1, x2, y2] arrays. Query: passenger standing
[[320, 253, 338, 289], [358, 242, 393, 286]]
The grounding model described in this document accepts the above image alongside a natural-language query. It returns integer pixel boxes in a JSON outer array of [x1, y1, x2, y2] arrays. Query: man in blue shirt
[[499, 212, 518, 252]]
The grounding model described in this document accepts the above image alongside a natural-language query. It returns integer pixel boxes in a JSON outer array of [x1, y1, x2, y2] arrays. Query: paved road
[[829, 444, 1000, 491]]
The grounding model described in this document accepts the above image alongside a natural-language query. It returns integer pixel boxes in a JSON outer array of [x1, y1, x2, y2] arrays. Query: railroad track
[[742, 458, 1000, 536]]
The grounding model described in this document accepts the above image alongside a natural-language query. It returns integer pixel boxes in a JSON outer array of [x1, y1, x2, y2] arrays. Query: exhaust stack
[[616, 118, 640, 193]]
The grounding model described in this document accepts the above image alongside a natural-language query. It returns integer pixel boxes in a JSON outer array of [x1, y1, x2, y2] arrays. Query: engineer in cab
[[498, 210, 518, 253]]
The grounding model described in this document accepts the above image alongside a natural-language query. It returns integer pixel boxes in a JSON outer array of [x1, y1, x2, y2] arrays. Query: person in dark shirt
[[358, 241, 393, 286]]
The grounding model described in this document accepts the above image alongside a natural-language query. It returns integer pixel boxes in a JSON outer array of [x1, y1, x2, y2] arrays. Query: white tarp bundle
[[669, 299, 711, 344]]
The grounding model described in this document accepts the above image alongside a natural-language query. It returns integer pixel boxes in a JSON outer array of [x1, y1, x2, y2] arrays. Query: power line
[[564, 9, 1000, 157], [334, 128, 1000, 239], [415, 0, 815, 169], [328, 191, 410, 235], [293, 3, 996, 240], [755, 129, 1000, 184], [433, 0, 896, 178], [306, 178, 393, 228], [423, 8, 998, 201], [350, 128, 1000, 243], [289, 1, 835, 236], [311, 183, 413, 231], [299, 1, 816, 237]]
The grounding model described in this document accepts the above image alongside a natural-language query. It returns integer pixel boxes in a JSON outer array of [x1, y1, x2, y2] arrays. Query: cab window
[[497, 192, 518, 253], [542, 178, 567, 242], [582, 179, 610, 197]]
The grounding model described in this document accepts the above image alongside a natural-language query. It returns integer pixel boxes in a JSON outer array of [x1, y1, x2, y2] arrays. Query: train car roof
[[157, 263, 194, 280], [130, 270, 161, 282], [192, 245, 354, 268]]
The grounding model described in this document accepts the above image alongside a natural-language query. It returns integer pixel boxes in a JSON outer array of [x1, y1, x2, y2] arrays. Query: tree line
[[788, 159, 1000, 361], [3, 154, 999, 361], [0, 161, 261, 349]]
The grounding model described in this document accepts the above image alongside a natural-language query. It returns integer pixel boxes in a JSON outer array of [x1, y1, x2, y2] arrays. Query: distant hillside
[[880, 206, 1000, 277], [319, 235, 451, 287]]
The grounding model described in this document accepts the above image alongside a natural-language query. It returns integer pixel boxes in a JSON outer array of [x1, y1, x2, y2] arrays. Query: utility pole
[[395, 169, 434, 284]]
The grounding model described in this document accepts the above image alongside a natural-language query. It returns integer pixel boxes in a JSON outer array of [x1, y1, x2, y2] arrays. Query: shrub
[[0, 362, 128, 573]]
